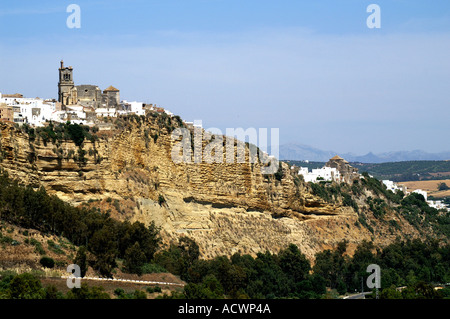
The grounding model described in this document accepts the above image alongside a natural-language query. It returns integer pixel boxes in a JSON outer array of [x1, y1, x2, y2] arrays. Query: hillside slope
[[0, 115, 445, 260]]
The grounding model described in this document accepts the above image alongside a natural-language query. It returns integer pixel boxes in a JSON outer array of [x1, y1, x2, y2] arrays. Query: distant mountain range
[[278, 143, 450, 163]]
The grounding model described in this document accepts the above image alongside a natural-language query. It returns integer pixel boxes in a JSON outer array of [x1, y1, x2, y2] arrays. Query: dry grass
[[0, 222, 76, 275], [399, 179, 450, 198]]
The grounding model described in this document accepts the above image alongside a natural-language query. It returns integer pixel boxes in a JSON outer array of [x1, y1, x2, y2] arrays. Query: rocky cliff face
[[0, 117, 422, 260]]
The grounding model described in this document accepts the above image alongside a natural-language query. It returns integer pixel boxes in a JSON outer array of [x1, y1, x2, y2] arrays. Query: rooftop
[[104, 85, 119, 92], [330, 155, 344, 161]]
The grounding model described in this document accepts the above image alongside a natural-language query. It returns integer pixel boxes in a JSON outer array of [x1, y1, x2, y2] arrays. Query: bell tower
[[58, 60, 75, 106]]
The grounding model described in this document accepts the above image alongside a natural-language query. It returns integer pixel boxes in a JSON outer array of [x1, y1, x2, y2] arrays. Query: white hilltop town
[[0, 61, 448, 212], [294, 156, 450, 212], [0, 60, 174, 128]]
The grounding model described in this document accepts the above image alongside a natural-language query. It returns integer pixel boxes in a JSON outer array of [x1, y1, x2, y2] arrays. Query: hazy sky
[[1, 0, 449, 154]]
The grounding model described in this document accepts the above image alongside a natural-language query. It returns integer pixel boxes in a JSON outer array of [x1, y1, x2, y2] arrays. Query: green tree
[[66, 283, 110, 299], [206, 255, 248, 298], [74, 246, 88, 277], [153, 236, 199, 281], [124, 242, 147, 275], [0, 271, 16, 298], [88, 225, 118, 278], [8, 273, 45, 299], [44, 285, 64, 299], [0, 169, 164, 280], [119, 221, 160, 262], [310, 274, 327, 296], [184, 274, 225, 299], [313, 241, 349, 292], [412, 281, 442, 299], [39, 256, 55, 268], [247, 251, 289, 298], [153, 245, 183, 275], [66, 122, 85, 146], [178, 236, 200, 280], [380, 285, 402, 299], [278, 244, 311, 283], [158, 194, 166, 205], [114, 288, 147, 299], [132, 289, 147, 299], [347, 240, 378, 291]]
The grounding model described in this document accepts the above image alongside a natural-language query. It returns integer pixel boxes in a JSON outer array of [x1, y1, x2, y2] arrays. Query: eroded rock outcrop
[[0, 118, 421, 260]]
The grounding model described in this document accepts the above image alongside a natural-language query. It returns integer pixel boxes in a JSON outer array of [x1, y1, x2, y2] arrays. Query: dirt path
[[41, 274, 185, 298]]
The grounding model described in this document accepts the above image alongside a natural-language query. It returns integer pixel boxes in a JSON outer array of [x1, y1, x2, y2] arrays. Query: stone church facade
[[58, 60, 119, 108], [325, 155, 360, 184]]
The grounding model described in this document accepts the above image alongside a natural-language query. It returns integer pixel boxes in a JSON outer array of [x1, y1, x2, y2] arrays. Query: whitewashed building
[[122, 100, 146, 116], [427, 200, 448, 210], [95, 108, 117, 118], [1, 91, 173, 128], [382, 180, 406, 193], [299, 166, 340, 183], [0, 94, 57, 126]]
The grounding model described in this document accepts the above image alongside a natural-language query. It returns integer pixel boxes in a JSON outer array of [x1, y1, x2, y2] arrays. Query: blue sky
[[1, 1, 450, 154]]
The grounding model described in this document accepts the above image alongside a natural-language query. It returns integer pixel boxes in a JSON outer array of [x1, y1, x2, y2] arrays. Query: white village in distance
[[0, 61, 448, 213], [294, 157, 448, 212]]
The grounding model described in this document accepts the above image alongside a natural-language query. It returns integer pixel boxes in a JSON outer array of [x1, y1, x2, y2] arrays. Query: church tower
[[58, 60, 76, 106]]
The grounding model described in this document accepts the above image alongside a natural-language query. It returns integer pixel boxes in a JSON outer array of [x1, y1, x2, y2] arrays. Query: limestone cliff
[[0, 116, 423, 260]]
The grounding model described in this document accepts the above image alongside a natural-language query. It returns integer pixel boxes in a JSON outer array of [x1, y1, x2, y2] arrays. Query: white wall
[[0, 97, 56, 126], [123, 100, 145, 116], [299, 166, 340, 183]]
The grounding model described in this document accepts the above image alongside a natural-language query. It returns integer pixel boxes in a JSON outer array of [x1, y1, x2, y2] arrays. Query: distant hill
[[279, 144, 336, 162], [279, 143, 450, 163], [283, 160, 325, 171], [351, 150, 450, 163], [352, 161, 450, 182]]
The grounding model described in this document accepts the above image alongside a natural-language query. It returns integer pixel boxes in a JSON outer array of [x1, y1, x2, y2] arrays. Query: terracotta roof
[[330, 155, 344, 160], [104, 85, 119, 92]]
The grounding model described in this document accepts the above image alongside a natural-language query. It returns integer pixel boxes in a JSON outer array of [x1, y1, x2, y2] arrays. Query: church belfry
[[56, 60, 119, 109], [58, 60, 75, 106]]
